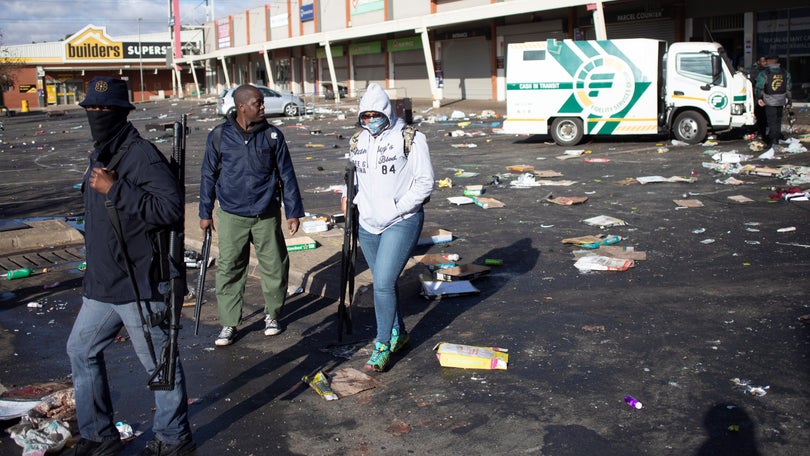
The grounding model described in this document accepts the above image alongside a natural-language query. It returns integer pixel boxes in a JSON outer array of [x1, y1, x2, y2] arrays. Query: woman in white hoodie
[[342, 83, 434, 372]]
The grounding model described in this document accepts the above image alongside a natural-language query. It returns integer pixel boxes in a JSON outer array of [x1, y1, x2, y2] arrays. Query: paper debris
[[582, 215, 627, 227], [506, 165, 535, 173], [673, 199, 704, 208], [728, 195, 754, 203], [534, 170, 564, 178], [420, 280, 480, 299], [574, 256, 634, 271], [329, 368, 382, 397], [473, 197, 505, 209], [636, 175, 697, 184], [546, 195, 588, 206], [447, 196, 474, 205]]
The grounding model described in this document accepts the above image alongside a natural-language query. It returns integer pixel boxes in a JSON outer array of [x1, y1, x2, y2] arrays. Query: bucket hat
[[79, 76, 136, 110]]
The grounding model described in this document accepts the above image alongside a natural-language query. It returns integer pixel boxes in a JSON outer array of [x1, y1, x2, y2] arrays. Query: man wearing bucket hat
[[63, 76, 195, 456]]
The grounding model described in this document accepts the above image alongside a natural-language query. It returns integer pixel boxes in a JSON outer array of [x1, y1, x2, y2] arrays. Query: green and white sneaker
[[364, 342, 391, 372], [390, 328, 409, 353]]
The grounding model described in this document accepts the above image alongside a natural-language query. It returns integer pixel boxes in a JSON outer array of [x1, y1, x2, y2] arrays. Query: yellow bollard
[[21, 100, 29, 113]]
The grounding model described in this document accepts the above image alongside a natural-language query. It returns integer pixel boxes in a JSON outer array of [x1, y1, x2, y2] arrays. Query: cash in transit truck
[[502, 38, 756, 146]]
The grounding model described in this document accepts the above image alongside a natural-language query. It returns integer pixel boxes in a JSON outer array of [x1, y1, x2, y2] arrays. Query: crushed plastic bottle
[[624, 395, 643, 409]]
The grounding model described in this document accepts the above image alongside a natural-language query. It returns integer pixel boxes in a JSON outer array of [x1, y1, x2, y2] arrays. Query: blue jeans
[[358, 210, 424, 344], [67, 297, 192, 444]]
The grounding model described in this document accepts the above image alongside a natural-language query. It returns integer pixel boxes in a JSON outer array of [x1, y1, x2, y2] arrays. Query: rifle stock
[[148, 114, 187, 391]]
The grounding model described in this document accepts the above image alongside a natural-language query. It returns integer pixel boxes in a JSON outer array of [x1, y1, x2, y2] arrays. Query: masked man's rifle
[[148, 114, 187, 391], [193, 227, 212, 336], [337, 163, 358, 342]]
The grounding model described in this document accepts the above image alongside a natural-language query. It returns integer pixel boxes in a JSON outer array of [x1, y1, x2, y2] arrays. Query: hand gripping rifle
[[337, 163, 358, 342], [193, 226, 212, 336], [148, 114, 187, 391]]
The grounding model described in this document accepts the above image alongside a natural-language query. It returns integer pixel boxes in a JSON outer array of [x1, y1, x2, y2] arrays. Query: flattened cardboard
[[534, 170, 564, 178], [546, 195, 588, 206], [414, 253, 459, 267], [417, 229, 453, 246], [582, 215, 627, 227], [506, 164, 534, 173], [434, 264, 491, 281], [673, 199, 704, 208], [286, 236, 317, 251], [728, 195, 754, 203], [574, 256, 634, 271], [472, 197, 505, 209], [463, 185, 484, 196], [434, 343, 508, 370]]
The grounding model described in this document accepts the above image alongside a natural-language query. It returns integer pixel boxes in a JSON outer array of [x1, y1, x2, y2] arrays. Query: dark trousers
[[754, 103, 767, 138], [764, 105, 784, 147]]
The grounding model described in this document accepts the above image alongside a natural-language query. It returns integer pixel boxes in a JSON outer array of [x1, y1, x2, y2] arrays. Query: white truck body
[[503, 38, 755, 145]]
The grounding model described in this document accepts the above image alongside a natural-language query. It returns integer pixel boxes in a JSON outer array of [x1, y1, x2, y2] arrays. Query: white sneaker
[[264, 315, 282, 336], [215, 326, 236, 346]]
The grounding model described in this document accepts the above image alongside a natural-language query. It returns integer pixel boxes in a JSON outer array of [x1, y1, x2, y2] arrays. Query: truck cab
[[664, 42, 755, 143]]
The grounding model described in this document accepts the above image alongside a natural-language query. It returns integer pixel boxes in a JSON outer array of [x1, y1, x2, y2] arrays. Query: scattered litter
[[692, 228, 706, 234], [472, 197, 505, 209], [635, 175, 697, 184], [455, 171, 480, 178], [414, 253, 461, 267], [546, 195, 588, 206], [417, 229, 453, 246], [574, 256, 634, 272], [302, 371, 338, 400], [728, 195, 754, 203], [581, 325, 605, 332], [730, 377, 769, 397], [781, 137, 807, 153], [447, 196, 474, 205], [534, 170, 563, 178], [579, 235, 622, 249], [302, 219, 330, 234], [582, 215, 626, 227], [329, 368, 382, 397], [286, 236, 317, 252], [115, 421, 134, 440], [712, 152, 752, 164], [584, 157, 610, 163], [671, 139, 689, 146], [776, 226, 796, 233], [562, 235, 605, 245], [434, 343, 508, 370], [506, 164, 535, 173], [451, 143, 478, 148], [757, 148, 778, 160], [484, 258, 503, 266], [510, 173, 541, 188], [438, 177, 453, 188], [463, 185, 484, 196], [716, 176, 749, 185], [673, 199, 704, 208], [420, 280, 480, 299], [386, 418, 411, 436], [592, 245, 646, 261], [7, 417, 72, 455], [434, 264, 491, 281], [624, 395, 643, 409], [700, 238, 716, 244]]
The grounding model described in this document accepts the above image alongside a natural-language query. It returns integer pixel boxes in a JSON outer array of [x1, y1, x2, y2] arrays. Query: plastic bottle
[[624, 395, 643, 409], [7, 268, 33, 280], [484, 259, 503, 266]]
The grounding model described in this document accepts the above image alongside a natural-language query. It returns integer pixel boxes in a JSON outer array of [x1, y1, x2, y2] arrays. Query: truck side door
[[668, 52, 732, 129]]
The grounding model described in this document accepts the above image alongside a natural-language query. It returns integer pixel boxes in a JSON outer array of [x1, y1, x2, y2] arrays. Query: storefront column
[[417, 27, 440, 108], [320, 40, 341, 103]]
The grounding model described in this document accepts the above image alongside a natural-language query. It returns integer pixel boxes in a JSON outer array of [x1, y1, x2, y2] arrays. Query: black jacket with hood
[[82, 122, 183, 303]]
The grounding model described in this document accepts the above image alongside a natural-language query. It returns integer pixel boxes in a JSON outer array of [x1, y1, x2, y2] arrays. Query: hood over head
[[358, 83, 394, 125]]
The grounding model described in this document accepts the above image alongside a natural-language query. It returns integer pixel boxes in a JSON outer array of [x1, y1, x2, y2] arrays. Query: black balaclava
[[86, 108, 129, 147]]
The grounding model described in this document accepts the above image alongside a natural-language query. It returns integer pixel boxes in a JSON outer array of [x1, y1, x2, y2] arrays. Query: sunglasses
[[360, 112, 383, 119]]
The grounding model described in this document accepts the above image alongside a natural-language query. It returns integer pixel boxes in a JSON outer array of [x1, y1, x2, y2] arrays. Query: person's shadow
[[695, 402, 761, 456], [397, 237, 540, 359]]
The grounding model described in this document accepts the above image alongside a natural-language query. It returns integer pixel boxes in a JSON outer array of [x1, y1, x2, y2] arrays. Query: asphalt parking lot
[[1, 97, 809, 455]]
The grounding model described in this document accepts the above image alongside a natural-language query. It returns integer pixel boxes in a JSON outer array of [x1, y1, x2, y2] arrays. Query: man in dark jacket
[[748, 55, 768, 139], [64, 77, 195, 456], [755, 55, 793, 150], [199, 84, 304, 346]]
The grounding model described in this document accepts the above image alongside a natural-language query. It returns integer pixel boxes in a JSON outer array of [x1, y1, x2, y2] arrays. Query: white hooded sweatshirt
[[349, 83, 434, 234]]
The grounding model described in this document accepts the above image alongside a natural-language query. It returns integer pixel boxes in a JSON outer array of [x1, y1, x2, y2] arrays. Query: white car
[[217, 85, 305, 117]]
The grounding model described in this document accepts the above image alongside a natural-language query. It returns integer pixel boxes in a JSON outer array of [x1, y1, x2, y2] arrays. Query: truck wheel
[[672, 111, 707, 144], [551, 118, 584, 146]]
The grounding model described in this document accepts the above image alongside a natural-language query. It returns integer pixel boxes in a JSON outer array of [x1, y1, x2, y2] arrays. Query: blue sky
[[0, 0, 271, 46]]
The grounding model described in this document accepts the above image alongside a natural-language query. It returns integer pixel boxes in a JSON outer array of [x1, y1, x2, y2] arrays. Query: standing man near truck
[[755, 55, 792, 150], [748, 55, 768, 140]]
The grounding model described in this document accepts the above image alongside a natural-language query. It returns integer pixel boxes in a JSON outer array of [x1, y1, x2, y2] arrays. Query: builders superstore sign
[[64, 25, 194, 62]]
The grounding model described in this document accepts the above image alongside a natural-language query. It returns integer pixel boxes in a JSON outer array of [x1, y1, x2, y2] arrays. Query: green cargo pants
[[215, 205, 289, 327]]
